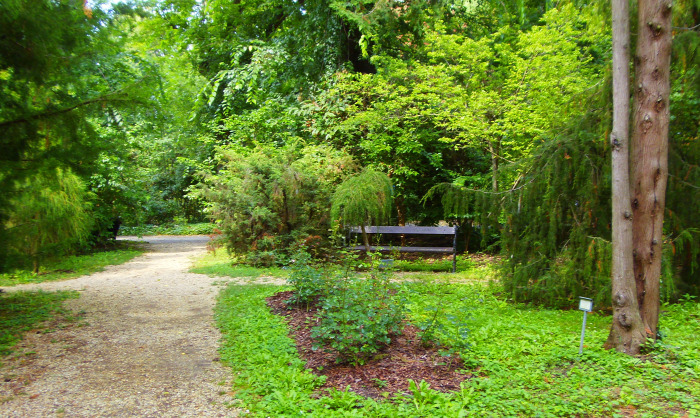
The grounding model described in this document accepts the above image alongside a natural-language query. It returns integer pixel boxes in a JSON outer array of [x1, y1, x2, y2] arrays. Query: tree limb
[[0, 86, 137, 129]]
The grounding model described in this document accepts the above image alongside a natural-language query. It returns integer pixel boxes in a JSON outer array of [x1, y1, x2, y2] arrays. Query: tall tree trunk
[[605, 0, 646, 353], [631, 0, 673, 341]]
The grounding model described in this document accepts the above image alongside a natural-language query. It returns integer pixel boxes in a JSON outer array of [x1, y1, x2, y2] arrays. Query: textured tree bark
[[606, 0, 646, 354], [630, 0, 673, 340]]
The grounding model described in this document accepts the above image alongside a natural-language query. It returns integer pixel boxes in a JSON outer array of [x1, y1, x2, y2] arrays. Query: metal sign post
[[578, 297, 593, 355]]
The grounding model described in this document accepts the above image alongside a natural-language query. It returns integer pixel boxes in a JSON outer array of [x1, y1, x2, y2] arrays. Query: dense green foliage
[[6, 167, 92, 272], [216, 281, 699, 416], [0, 1, 202, 270], [492, 2, 700, 306], [193, 143, 355, 265], [0, 290, 79, 358], [1, 0, 698, 302]]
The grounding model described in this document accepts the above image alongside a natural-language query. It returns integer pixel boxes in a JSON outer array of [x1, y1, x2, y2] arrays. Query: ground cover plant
[[215, 277, 699, 417], [0, 241, 144, 287], [0, 290, 79, 360]]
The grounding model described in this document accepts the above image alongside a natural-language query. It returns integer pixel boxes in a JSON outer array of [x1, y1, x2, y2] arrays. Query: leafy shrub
[[285, 253, 406, 365], [192, 143, 355, 265], [311, 271, 405, 366], [285, 253, 331, 309]]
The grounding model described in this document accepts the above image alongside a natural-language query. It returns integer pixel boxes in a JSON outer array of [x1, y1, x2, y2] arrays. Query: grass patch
[[395, 267, 494, 284], [192, 252, 494, 282], [0, 241, 144, 287], [215, 279, 700, 417], [190, 251, 289, 279], [0, 290, 79, 359], [119, 222, 216, 236], [391, 255, 473, 273]]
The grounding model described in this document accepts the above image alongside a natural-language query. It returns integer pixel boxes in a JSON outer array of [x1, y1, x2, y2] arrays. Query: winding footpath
[[0, 236, 238, 417]]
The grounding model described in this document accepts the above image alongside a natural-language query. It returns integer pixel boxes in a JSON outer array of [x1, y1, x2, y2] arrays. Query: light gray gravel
[[0, 236, 240, 417]]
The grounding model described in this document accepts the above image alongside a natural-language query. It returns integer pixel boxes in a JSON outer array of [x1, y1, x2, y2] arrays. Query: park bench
[[347, 225, 459, 273]]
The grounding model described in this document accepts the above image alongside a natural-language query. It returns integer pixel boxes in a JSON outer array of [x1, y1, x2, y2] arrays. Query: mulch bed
[[266, 291, 472, 399]]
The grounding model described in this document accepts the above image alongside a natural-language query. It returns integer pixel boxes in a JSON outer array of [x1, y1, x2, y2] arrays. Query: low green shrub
[[285, 254, 330, 308], [311, 272, 405, 365], [285, 253, 406, 365]]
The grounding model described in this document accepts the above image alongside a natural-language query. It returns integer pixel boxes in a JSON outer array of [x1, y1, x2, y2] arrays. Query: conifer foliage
[[498, 105, 615, 308], [194, 143, 355, 265], [331, 169, 393, 251], [7, 167, 92, 273]]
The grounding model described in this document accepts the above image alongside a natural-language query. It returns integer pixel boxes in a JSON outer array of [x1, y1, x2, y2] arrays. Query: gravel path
[[0, 236, 239, 417]]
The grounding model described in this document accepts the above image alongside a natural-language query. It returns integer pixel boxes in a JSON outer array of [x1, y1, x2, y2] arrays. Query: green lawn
[[214, 276, 700, 417], [191, 251, 493, 282], [0, 241, 144, 287], [190, 251, 289, 279], [0, 290, 79, 360]]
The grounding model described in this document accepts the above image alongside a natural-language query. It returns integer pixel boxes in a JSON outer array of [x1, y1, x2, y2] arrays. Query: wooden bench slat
[[347, 224, 459, 273], [348, 226, 456, 235], [348, 245, 454, 253]]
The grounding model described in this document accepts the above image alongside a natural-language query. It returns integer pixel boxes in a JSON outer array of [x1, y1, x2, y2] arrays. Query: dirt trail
[[0, 236, 239, 417]]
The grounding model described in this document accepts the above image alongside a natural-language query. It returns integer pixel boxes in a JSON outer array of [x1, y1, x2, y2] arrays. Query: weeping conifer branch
[[331, 169, 393, 252]]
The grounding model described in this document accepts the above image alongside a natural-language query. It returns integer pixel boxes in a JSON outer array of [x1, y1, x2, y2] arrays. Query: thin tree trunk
[[396, 196, 406, 246], [631, 0, 673, 340], [489, 140, 499, 193], [464, 220, 472, 253], [361, 224, 371, 253], [605, 0, 646, 354]]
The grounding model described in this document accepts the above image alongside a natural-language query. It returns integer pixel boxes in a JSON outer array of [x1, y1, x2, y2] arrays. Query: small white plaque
[[578, 297, 593, 312]]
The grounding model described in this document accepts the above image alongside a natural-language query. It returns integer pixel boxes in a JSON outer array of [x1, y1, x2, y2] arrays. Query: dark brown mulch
[[266, 291, 472, 399]]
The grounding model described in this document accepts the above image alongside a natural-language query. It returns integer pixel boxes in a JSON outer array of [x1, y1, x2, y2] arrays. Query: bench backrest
[[348, 225, 457, 235]]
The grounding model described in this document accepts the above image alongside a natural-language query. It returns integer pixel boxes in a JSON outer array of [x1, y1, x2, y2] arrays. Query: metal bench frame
[[347, 225, 458, 273]]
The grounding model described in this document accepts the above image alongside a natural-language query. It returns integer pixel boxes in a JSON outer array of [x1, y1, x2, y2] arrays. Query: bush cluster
[[192, 143, 355, 267], [286, 255, 405, 366]]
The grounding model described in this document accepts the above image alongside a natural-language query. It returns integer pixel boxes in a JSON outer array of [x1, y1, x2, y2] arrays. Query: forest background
[[0, 0, 698, 308]]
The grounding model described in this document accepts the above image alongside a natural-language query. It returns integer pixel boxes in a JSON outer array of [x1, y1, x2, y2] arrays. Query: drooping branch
[[0, 83, 143, 129]]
